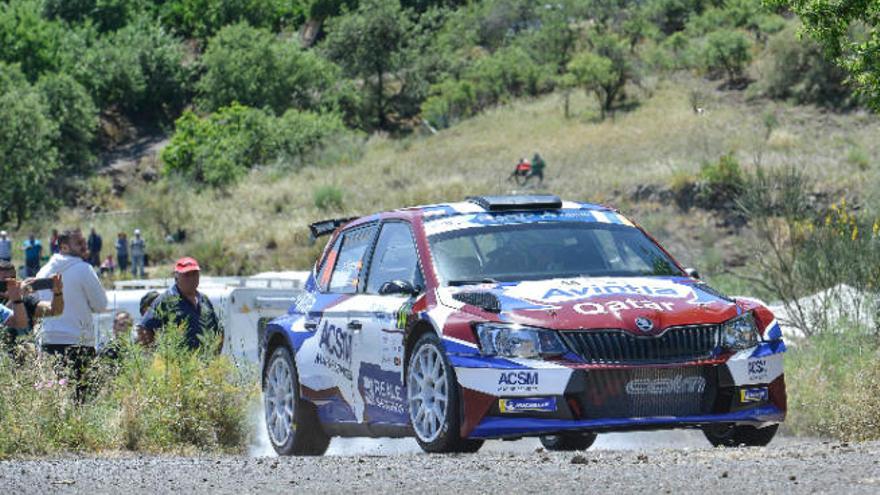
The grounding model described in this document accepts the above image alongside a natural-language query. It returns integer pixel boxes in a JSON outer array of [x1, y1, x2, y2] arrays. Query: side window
[[316, 235, 342, 292], [328, 225, 377, 293], [366, 222, 421, 294]]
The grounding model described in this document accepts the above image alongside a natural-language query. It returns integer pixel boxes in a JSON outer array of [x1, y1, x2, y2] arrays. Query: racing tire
[[539, 432, 598, 451], [702, 423, 779, 447], [407, 332, 484, 454], [263, 346, 330, 456]]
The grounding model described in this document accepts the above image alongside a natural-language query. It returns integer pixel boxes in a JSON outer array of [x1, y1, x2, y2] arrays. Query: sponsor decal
[[573, 299, 675, 316], [358, 363, 407, 416], [625, 375, 707, 396], [740, 387, 769, 403], [315, 321, 353, 380], [748, 359, 768, 380], [498, 371, 540, 393], [536, 278, 692, 302], [498, 397, 557, 413]]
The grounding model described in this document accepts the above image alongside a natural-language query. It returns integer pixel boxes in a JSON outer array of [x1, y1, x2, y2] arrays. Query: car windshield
[[428, 221, 682, 284]]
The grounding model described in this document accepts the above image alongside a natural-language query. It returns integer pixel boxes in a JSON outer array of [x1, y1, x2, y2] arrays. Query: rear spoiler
[[308, 217, 357, 243]]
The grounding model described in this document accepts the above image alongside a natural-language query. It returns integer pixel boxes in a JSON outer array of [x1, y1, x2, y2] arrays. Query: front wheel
[[263, 346, 330, 456], [703, 423, 779, 447], [407, 332, 484, 453], [540, 432, 597, 451]]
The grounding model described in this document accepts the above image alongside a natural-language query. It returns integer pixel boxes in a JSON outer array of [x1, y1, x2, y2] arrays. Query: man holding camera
[[35, 230, 107, 397], [0, 261, 63, 351]]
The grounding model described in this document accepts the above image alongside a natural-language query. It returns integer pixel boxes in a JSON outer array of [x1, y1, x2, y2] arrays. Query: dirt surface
[[2, 435, 879, 494]]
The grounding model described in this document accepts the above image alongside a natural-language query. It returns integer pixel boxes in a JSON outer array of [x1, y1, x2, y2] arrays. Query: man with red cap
[[137, 257, 222, 350]]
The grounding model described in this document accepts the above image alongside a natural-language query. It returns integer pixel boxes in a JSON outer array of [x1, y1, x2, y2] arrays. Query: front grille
[[581, 367, 717, 418], [560, 325, 721, 364]]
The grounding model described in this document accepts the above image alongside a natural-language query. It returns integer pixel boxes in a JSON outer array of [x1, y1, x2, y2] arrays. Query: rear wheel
[[263, 346, 330, 456], [539, 432, 598, 451], [407, 332, 484, 453], [703, 423, 779, 447]]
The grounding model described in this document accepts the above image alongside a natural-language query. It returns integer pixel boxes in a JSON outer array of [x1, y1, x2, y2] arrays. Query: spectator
[[130, 229, 146, 277], [99, 255, 116, 277], [0, 231, 11, 262], [101, 311, 133, 362], [49, 229, 61, 255], [23, 234, 42, 277], [139, 290, 160, 317], [526, 152, 546, 185], [508, 157, 531, 183], [87, 227, 102, 267], [0, 261, 64, 351], [138, 257, 222, 351], [36, 229, 108, 400], [0, 277, 29, 352], [115, 232, 129, 274]]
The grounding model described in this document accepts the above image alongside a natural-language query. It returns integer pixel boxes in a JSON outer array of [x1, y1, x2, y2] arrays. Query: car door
[[348, 221, 423, 426], [297, 223, 378, 424]]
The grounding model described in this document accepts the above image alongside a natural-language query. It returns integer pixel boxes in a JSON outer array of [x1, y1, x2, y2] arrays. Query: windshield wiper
[[447, 278, 500, 286]]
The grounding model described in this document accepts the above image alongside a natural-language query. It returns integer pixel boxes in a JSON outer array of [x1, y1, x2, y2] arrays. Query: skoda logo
[[635, 317, 654, 333]]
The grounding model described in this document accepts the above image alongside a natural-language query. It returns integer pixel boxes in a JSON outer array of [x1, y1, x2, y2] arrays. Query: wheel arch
[[403, 319, 437, 379]]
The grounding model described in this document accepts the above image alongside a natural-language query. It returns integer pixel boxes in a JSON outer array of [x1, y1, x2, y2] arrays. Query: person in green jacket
[[527, 152, 546, 185]]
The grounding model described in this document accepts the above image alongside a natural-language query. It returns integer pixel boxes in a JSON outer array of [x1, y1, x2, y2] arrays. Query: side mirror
[[685, 267, 700, 279], [379, 280, 418, 296]]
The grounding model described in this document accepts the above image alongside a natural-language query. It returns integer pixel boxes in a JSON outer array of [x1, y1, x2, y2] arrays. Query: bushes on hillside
[[198, 22, 351, 116], [72, 15, 190, 124], [157, 0, 305, 40], [162, 103, 346, 187], [36, 73, 99, 177], [699, 29, 752, 83], [754, 25, 859, 109], [0, 63, 60, 227]]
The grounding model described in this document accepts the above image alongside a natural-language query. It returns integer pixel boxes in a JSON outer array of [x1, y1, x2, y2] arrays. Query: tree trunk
[[376, 67, 385, 129]]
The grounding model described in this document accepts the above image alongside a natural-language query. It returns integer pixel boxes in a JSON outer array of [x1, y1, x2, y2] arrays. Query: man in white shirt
[[36, 229, 107, 399]]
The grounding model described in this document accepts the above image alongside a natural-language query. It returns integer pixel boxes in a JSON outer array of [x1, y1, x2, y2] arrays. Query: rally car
[[261, 195, 786, 455]]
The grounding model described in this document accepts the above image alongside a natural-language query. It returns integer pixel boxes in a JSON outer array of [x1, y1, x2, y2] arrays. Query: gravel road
[[2, 433, 879, 494]]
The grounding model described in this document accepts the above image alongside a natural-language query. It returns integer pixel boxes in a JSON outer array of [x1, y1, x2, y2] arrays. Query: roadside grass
[[784, 329, 880, 441], [0, 326, 257, 458]]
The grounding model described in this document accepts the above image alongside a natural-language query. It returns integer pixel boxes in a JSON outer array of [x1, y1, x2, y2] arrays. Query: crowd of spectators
[[0, 227, 149, 279], [0, 225, 220, 401]]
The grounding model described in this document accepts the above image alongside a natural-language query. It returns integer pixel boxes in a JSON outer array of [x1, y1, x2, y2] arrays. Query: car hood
[[436, 276, 741, 334]]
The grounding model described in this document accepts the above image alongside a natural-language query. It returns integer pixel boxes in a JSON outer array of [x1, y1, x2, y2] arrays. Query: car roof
[[338, 195, 621, 231]]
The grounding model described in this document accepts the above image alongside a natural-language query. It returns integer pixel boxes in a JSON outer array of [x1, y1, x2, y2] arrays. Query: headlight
[[720, 313, 759, 350], [475, 323, 567, 359]]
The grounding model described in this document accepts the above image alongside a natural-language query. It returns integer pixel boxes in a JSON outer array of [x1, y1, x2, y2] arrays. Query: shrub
[[695, 152, 745, 207], [740, 167, 880, 335], [0, 0, 68, 80], [754, 24, 859, 109], [314, 185, 344, 211], [157, 0, 305, 40], [700, 29, 752, 83], [73, 15, 190, 123], [36, 72, 99, 177], [197, 22, 348, 116], [0, 64, 60, 226], [43, 0, 142, 32], [162, 103, 345, 187]]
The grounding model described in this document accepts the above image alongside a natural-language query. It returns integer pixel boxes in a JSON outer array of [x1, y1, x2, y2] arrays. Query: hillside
[[36, 73, 878, 297]]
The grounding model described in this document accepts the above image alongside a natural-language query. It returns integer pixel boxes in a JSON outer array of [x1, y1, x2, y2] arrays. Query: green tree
[[73, 15, 190, 123], [322, 0, 417, 129], [157, 0, 306, 39], [701, 28, 752, 83], [43, 0, 142, 32], [568, 33, 637, 119], [772, 0, 880, 109], [0, 64, 59, 227], [197, 22, 347, 115], [568, 51, 618, 119], [36, 73, 99, 176], [0, 1, 67, 81]]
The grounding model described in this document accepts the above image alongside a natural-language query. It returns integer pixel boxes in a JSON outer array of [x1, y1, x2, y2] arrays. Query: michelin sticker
[[499, 397, 557, 413]]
